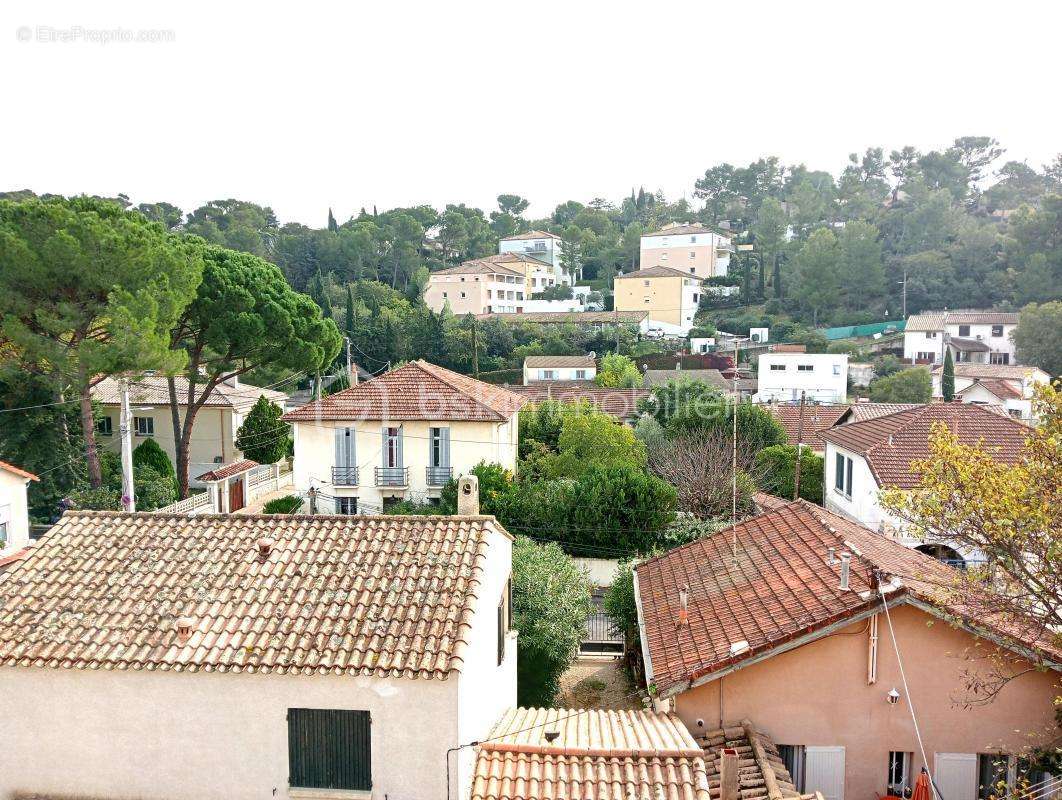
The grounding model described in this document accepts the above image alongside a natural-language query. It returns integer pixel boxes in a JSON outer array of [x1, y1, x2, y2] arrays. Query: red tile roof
[[500, 229, 561, 241], [195, 459, 259, 482], [767, 404, 850, 450], [0, 510, 509, 678], [477, 311, 650, 325], [959, 378, 1022, 400], [523, 354, 596, 369], [432, 259, 525, 277], [819, 403, 1030, 488], [281, 360, 527, 422], [507, 386, 649, 420], [0, 460, 39, 482], [471, 707, 710, 800], [636, 501, 1060, 697], [839, 403, 922, 423], [643, 223, 725, 238], [752, 492, 790, 512], [93, 376, 288, 410], [616, 265, 698, 280]]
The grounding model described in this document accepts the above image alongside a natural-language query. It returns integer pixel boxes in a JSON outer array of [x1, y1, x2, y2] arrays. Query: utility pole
[[899, 268, 908, 319], [119, 378, 136, 513], [344, 336, 353, 385], [793, 391, 806, 501], [730, 340, 739, 560]]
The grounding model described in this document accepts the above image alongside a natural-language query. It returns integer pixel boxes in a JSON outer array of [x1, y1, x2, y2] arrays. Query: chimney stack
[[677, 585, 690, 626], [257, 537, 275, 559], [839, 553, 851, 590], [176, 616, 193, 643], [457, 474, 480, 516]]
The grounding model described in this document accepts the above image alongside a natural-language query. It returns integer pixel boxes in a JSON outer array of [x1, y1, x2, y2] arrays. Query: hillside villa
[[819, 403, 1030, 566], [282, 360, 525, 513], [902, 311, 1019, 366], [423, 258, 527, 315], [635, 501, 1060, 800], [614, 265, 702, 336], [640, 222, 734, 279], [929, 363, 1050, 421], [0, 476, 516, 800], [498, 229, 569, 283]]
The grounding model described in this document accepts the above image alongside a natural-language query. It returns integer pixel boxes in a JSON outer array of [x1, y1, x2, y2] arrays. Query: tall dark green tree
[[235, 395, 289, 464], [942, 349, 956, 401]]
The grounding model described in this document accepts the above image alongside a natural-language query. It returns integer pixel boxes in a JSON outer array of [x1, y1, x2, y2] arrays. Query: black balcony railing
[[426, 466, 453, 486], [375, 466, 409, 487], [331, 466, 359, 486]]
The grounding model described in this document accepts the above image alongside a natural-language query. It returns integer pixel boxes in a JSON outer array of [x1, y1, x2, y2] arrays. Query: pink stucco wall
[[673, 604, 1058, 800]]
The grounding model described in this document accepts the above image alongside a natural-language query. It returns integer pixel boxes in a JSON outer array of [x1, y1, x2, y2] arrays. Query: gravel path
[[555, 657, 644, 709]]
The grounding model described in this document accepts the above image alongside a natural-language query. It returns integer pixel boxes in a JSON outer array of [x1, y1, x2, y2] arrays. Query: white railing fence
[[154, 492, 212, 515]]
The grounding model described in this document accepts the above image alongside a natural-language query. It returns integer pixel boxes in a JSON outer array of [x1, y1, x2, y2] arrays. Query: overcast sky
[[2, 0, 1059, 227]]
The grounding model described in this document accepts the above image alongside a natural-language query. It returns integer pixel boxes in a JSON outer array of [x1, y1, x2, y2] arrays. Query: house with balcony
[[614, 265, 702, 336], [282, 360, 525, 513], [640, 222, 733, 279], [498, 229, 569, 283], [91, 375, 289, 488], [423, 258, 527, 315], [819, 402, 1030, 566], [0, 476, 517, 800], [902, 311, 1019, 366], [522, 354, 597, 384], [928, 363, 1050, 420]]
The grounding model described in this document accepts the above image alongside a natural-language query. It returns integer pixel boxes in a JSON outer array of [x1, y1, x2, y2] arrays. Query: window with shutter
[[287, 708, 371, 791]]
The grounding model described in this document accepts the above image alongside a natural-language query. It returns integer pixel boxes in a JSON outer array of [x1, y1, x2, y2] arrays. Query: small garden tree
[[512, 536, 593, 706], [869, 366, 931, 402], [754, 444, 824, 504], [132, 438, 178, 498], [594, 352, 641, 388], [235, 395, 289, 464]]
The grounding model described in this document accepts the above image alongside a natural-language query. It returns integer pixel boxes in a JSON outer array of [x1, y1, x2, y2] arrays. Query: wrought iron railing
[[583, 611, 624, 645], [375, 466, 408, 486], [331, 466, 360, 486], [426, 466, 453, 486]]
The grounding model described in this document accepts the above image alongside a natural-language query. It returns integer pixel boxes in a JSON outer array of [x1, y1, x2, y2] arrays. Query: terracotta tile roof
[[500, 229, 561, 241], [752, 492, 790, 512], [471, 707, 710, 800], [643, 369, 729, 389], [93, 376, 288, 410], [431, 259, 525, 278], [507, 386, 649, 420], [195, 459, 259, 482], [635, 501, 1059, 697], [617, 265, 700, 280], [698, 720, 819, 800], [948, 336, 991, 352], [0, 510, 508, 677], [0, 546, 31, 572], [523, 355, 596, 369], [477, 311, 650, 325], [906, 310, 1018, 331], [819, 403, 1030, 488], [932, 364, 1046, 381], [767, 404, 850, 450], [904, 313, 948, 332], [482, 253, 551, 267], [958, 379, 1022, 400], [643, 224, 724, 238], [0, 460, 39, 482], [281, 360, 526, 422], [839, 403, 922, 424], [769, 344, 807, 353]]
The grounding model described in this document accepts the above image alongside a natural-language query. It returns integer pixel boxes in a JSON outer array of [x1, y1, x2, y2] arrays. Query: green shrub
[[754, 444, 825, 504], [235, 395, 290, 464], [134, 465, 178, 511], [133, 438, 177, 497], [262, 495, 303, 514]]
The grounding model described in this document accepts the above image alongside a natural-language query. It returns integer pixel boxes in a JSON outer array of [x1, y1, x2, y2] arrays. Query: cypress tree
[[327, 208, 338, 233], [942, 349, 955, 401]]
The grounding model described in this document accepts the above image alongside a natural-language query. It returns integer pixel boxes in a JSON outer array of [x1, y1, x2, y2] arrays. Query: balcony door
[[333, 426, 356, 484], [383, 426, 403, 468], [428, 427, 451, 486]]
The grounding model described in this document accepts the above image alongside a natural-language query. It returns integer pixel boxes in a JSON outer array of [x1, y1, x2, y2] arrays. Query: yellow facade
[[613, 273, 685, 326]]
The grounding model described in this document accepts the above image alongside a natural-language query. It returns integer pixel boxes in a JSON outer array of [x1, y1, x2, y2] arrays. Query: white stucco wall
[[0, 469, 32, 551], [757, 353, 848, 403], [499, 237, 566, 279], [903, 330, 945, 363], [522, 365, 597, 383], [0, 665, 461, 800], [292, 416, 519, 511]]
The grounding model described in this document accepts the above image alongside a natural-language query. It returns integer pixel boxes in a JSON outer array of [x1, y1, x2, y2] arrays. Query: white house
[[756, 352, 849, 404], [0, 459, 37, 554], [689, 336, 715, 353], [820, 403, 1030, 566], [522, 354, 597, 384], [92, 375, 289, 488], [498, 229, 569, 283], [0, 478, 517, 800], [639, 222, 733, 279], [929, 363, 1050, 422], [902, 311, 1019, 365], [283, 360, 525, 513]]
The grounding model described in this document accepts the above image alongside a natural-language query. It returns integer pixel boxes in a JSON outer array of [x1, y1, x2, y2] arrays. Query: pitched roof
[[931, 363, 1046, 381], [948, 336, 991, 353], [523, 355, 596, 369], [819, 402, 1030, 488], [195, 459, 259, 482], [281, 360, 526, 422], [431, 259, 525, 278], [643, 369, 728, 389], [904, 313, 947, 332], [839, 403, 922, 424], [699, 720, 820, 800], [635, 501, 1060, 697], [752, 492, 790, 512], [958, 378, 1022, 400], [93, 376, 288, 411], [500, 229, 561, 241], [507, 386, 649, 420], [481, 252, 551, 268], [471, 707, 710, 800], [905, 310, 1018, 331], [477, 311, 649, 325], [643, 223, 723, 238], [0, 460, 39, 482], [767, 404, 850, 450], [0, 510, 510, 678], [617, 265, 699, 280]]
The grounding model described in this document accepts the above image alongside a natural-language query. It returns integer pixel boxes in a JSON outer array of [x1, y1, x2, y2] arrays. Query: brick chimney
[[457, 474, 480, 516]]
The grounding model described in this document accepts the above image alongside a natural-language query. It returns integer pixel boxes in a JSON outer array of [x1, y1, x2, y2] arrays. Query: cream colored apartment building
[[640, 222, 733, 279], [424, 258, 526, 315], [614, 265, 702, 335]]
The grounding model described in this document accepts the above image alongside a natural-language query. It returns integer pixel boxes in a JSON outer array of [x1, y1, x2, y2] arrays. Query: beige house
[[498, 229, 568, 281], [92, 376, 289, 487], [0, 459, 37, 554], [283, 360, 525, 513], [522, 354, 597, 383], [615, 265, 702, 335], [0, 483, 517, 800], [636, 501, 1060, 800], [423, 258, 527, 315], [640, 222, 733, 279]]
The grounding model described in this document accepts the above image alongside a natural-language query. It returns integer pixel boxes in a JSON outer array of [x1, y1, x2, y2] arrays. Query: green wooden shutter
[[287, 708, 371, 791]]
